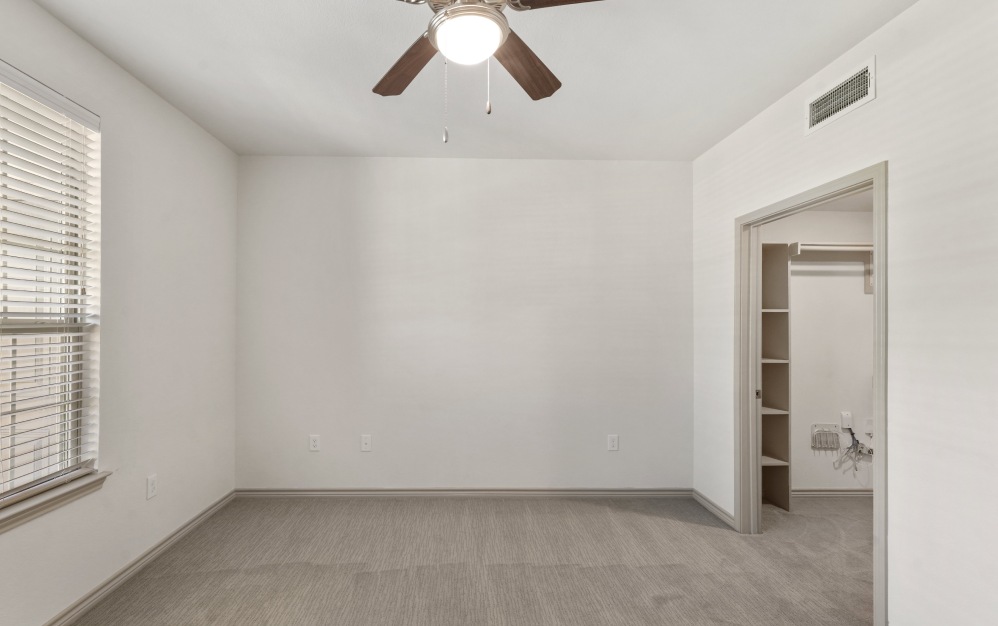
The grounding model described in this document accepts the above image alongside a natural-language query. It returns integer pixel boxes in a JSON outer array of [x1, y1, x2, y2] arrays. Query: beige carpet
[[75, 496, 872, 626]]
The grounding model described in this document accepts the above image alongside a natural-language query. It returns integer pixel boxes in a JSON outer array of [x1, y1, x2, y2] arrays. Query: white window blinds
[[0, 72, 100, 509]]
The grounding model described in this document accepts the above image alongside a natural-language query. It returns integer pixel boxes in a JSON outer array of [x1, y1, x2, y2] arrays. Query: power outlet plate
[[361, 434, 372, 452], [309, 435, 320, 452], [146, 474, 158, 500], [607, 435, 619, 451]]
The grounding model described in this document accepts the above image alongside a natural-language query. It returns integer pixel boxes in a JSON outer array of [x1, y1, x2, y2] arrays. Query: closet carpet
[[74, 496, 873, 626]]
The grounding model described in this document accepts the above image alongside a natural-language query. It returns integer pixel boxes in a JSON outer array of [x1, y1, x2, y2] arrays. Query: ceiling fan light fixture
[[429, 4, 510, 66]]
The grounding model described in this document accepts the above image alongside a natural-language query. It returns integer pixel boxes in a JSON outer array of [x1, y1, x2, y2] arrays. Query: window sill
[[0, 471, 111, 535]]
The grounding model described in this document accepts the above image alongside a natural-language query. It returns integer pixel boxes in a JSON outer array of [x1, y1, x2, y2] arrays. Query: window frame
[[0, 59, 108, 533]]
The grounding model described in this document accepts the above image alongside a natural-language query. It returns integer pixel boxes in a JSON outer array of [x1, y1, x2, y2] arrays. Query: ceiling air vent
[[806, 58, 876, 134]]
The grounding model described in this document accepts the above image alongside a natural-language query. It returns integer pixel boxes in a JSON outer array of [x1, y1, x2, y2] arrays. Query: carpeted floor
[[75, 496, 872, 626]]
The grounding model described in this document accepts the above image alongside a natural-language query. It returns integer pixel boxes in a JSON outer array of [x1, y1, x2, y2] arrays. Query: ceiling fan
[[374, 0, 603, 101]]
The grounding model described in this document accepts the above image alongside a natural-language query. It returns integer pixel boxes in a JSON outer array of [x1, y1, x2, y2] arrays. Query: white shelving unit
[[760, 244, 792, 511]]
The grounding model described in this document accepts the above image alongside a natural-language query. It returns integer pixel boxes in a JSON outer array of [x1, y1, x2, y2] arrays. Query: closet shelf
[[760, 243, 792, 512]]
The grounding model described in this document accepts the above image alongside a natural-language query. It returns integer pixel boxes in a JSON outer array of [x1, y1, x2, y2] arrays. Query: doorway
[[733, 163, 887, 626]]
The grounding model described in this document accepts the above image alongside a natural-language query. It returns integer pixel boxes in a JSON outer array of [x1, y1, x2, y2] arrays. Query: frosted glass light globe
[[435, 14, 503, 65]]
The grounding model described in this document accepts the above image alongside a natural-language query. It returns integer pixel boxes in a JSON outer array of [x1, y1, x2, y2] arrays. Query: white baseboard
[[235, 488, 693, 498], [792, 489, 873, 497], [45, 490, 235, 626], [692, 489, 737, 530]]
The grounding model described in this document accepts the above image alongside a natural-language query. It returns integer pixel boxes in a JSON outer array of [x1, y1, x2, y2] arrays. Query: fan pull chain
[[442, 59, 449, 144], [486, 57, 492, 115]]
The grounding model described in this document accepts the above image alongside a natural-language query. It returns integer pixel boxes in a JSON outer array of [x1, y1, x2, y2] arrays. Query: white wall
[[761, 211, 875, 490], [691, 0, 998, 621], [237, 157, 692, 489], [0, 2, 238, 625]]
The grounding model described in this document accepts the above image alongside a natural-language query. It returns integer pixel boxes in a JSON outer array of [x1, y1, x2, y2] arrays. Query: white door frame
[[733, 162, 888, 626]]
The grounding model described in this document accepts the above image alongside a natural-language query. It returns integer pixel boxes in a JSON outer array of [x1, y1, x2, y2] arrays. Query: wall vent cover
[[806, 58, 876, 134]]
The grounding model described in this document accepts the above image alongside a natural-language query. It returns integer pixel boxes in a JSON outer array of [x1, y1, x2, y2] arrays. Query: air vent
[[806, 58, 876, 134]]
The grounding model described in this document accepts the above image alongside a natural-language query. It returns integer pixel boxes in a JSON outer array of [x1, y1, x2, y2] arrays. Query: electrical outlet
[[146, 474, 158, 500], [608, 435, 619, 451], [309, 435, 320, 451], [361, 434, 372, 452], [840, 411, 854, 430]]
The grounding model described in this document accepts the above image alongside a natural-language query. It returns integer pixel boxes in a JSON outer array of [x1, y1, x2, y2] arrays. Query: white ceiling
[[34, 0, 918, 159]]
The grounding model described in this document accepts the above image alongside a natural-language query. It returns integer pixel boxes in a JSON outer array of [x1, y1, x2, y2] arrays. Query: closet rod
[[790, 242, 873, 256]]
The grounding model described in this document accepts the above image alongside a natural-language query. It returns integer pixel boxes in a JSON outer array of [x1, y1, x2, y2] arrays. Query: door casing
[[732, 162, 888, 626]]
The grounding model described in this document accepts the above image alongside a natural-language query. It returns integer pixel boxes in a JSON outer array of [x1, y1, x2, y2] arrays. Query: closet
[[758, 212, 875, 513]]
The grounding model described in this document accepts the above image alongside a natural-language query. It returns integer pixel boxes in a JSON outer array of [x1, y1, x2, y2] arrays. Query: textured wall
[[691, 0, 998, 621], [237, 157, 692, 490], [0, 2, 238, 625]]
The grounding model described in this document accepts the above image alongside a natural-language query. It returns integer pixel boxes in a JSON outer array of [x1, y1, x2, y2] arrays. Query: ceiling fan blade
[[493, 31, 562, 101], [373, 34, 437, 97], [507, 0, 603, 11]]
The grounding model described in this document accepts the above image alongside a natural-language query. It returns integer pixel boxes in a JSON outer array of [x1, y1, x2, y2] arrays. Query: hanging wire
[[443, 59, 449, 144]]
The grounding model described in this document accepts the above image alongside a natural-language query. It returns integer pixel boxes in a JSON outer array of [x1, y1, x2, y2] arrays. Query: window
[[0, 62, 101, 512]]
